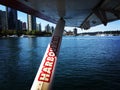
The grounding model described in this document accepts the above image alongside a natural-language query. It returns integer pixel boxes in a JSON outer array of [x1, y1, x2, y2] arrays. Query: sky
[[0, 4, 120, 33]]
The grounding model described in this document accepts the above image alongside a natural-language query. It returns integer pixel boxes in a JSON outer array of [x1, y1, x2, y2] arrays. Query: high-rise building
[[22, 22, 26, 30], [27, 14, 36, 31], [73, 28, 77, 36], [45, 24, 50, 32], [36, 23, 41, 32], [0, 10, 7, 30], [6, 7, 17, 30], [17, 20, 22, 30], [51, 26, 55, 33]]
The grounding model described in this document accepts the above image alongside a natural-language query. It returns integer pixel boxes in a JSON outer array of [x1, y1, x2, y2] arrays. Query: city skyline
[[0, 4, 120, 33]]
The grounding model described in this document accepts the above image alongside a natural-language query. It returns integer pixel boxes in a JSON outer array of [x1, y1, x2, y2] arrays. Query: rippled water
[[0, 36, 120, 90]]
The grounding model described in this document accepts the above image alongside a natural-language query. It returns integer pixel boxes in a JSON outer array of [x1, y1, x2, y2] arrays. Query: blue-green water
[[0, 36, 120, 90]]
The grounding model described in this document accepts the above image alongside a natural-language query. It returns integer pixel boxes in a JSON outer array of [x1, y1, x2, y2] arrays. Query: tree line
[[78, 31, 120, 36], [0, 30, 52, 37]]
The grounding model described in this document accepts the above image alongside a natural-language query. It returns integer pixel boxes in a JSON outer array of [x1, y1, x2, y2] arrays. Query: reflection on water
[[0, 36, 120, 90]]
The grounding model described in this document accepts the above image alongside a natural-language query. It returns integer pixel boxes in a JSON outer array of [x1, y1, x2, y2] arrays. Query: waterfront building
[[74, 28, 77, 36], [51, 26, 55, 33], [27, 14, 36, 31], [36, 23, 41, 32], [0, 10, 7, 30], [45, 24, 50, 32], [22, 22, 26, 30], [6, 7, 17, 30], [17, 20, 22, 30]]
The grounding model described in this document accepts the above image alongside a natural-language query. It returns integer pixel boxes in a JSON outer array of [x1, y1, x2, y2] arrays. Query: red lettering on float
[[44, 61, 53, 67], [42, 67, 52, 74], [38, 36, 60, 83], [46, 56, 55, 62], [48, 51, 55, 57], [38, 73, 50, 82]]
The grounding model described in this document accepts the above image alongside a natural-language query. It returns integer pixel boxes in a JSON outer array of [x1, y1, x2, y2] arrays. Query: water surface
[[0, 36, 120, 90]]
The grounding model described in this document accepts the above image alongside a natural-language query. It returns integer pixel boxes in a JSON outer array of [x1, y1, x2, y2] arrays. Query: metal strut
[[31, 18, 65, 90]]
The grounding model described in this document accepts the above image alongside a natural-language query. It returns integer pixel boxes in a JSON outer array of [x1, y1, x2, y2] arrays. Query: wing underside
[[0, 0, 120, 30]]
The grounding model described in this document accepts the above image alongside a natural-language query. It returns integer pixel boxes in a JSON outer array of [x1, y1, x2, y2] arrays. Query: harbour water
[[0, 36, 120, 90]]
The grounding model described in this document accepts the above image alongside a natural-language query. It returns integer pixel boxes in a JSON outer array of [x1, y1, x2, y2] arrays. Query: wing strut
[[31, 18, 65, 90]]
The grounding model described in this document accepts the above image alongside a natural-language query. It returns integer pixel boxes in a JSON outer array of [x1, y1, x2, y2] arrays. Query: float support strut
[[31, 18, 65, 90]]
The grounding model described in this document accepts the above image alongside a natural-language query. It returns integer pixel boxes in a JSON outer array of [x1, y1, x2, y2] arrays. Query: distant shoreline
[[76, 31, 120, 36], [1, 30, 120, 37], [0, 30, 52, 37]]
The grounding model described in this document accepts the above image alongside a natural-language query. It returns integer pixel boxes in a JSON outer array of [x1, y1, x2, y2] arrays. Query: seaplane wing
[[0, 0, 120, 30]]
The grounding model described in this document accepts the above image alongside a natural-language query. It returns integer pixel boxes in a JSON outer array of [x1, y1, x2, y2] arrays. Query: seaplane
[[0, 0, 120, 90]]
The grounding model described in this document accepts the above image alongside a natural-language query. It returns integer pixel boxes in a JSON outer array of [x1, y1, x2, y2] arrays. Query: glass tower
[[6, 7, 17, 30], [27, 14, 36, 31]]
